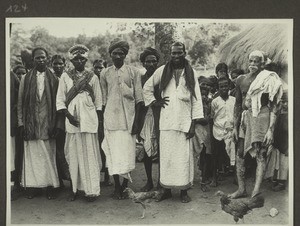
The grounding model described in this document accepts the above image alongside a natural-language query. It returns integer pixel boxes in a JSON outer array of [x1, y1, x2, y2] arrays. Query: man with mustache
[[17, 47, 59, 199], [56, 45, 103, 202], [138, 47, 161, 192], [100, 39, 143, 199], [143, 42, 205, 203], [230, 50, 283, 198]]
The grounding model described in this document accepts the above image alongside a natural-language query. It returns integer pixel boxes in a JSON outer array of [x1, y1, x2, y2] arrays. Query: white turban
[[249, 50, 272, 64], [68, 44, 89, 60]]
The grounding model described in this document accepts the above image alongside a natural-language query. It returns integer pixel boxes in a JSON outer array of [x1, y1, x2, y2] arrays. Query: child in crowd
[[210, 76, 236, 186]]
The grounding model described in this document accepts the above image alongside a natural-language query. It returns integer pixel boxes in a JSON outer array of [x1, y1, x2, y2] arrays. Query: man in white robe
[[17, 47, 59, 199], [56, 45, 103, 202], [143, 42, 205, 203], [100, 39, 143, 200]]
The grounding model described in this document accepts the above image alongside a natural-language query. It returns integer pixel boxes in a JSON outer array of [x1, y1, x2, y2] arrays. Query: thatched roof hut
[[218, 24, 289, 83]]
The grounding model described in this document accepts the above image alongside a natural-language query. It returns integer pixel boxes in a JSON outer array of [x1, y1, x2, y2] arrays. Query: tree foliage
[[184, 23, 241, 69], [10, 22, 241, 71]]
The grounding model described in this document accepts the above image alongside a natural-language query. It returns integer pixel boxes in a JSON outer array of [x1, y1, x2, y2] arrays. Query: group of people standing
[[10, 39, 288, 205]]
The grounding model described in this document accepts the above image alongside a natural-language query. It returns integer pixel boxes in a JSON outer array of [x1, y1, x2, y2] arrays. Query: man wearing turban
[[230, 50, 283, 198], [100, 39, 144, 199], [138, 47, 161, 192], [56, 44, 103, 202]]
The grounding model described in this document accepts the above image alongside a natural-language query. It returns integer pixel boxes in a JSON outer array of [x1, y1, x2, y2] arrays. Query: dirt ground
[[10, 161, 290, 225]]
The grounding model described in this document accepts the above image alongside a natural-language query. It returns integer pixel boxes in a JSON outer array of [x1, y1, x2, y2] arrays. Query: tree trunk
[[154, 23, 176, 66]]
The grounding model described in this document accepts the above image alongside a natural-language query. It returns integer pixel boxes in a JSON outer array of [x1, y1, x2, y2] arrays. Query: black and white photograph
[[6, 18, 293, 225]]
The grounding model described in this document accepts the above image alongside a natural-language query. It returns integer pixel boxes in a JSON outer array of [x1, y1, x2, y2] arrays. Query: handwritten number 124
[[6, 4, 28, 13]]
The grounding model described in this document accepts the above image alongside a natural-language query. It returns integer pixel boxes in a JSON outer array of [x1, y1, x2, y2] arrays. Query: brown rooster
[[123, 187, 160, 219], [216, 191, 265, 223]]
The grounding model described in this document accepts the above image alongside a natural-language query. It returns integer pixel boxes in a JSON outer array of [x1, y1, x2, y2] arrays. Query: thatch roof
[[218, 24, 289, 82]]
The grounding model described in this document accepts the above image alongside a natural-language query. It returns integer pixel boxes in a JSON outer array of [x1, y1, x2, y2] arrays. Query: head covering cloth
[[68, 44, 89, 60], [108, 39, 129, 55], [139, 47, 160, 63]]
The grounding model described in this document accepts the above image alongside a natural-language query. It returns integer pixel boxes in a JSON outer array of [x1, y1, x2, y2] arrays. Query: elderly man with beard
[[230, 50, 283, 198], [143, 42, 205, 203], [17, 47, 60, 199], [56, 45, 103, 202], [138, 47, 161, 192], [100, 39, 143, 200]]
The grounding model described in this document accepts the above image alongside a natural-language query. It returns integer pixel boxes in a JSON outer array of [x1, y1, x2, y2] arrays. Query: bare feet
[[86, 196, 97, 202], [155, 190, 172, 202], [228, 189, 247, 199], [67, 192, 77, 201], [100, 181, 113, 186], [272, 183, 285, 192], [140, 182, 154, 192], [181, 194, 191, 203], [251, 189, 262, 198], [25, 188, 37, 199], [111, 189, 125, 200], [209, 179, 218, 187], [46, 187, 57, 200]]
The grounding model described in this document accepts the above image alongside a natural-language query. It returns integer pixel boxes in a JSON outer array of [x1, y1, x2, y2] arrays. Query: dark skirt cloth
[[273, 113, 288, 155], [242, 106, 270, 156]]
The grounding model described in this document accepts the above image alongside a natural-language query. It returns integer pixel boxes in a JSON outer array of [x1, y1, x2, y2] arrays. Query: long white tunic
[[143, 65, 204, 189], [100, 65, 143, 179], [56, 70, 103, 196], [18, 72, 59, 188]]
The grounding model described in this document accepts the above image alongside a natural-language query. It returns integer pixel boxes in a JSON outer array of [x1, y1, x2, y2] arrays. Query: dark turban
[[108, 39, 129, 55], [139, 47, 160, 63]]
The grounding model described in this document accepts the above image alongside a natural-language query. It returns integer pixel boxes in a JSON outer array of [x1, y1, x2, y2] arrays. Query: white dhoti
[[65, 133, 102, 197], [102, 130, 135, 181], [11, 136, 15, 172], [140, 108, 158, 157], [21, 139, 59, 188], [160, 130, 194, 189]]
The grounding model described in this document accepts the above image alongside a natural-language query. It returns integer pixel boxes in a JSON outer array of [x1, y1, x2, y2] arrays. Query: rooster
[[216, 191, 264, 223], [123, 187, 160, 219]]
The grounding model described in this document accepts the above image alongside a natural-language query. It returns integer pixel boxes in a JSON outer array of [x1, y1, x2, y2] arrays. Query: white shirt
[[143, 65, 204, 133], [100, 64, 143, 131], [211, 96, 235, 140], [36, 71, 45, 99], [56, 70, 102, 133]]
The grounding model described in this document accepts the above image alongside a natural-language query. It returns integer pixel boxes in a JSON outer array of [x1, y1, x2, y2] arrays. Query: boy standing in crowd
[[210, 76, 236, 187]]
